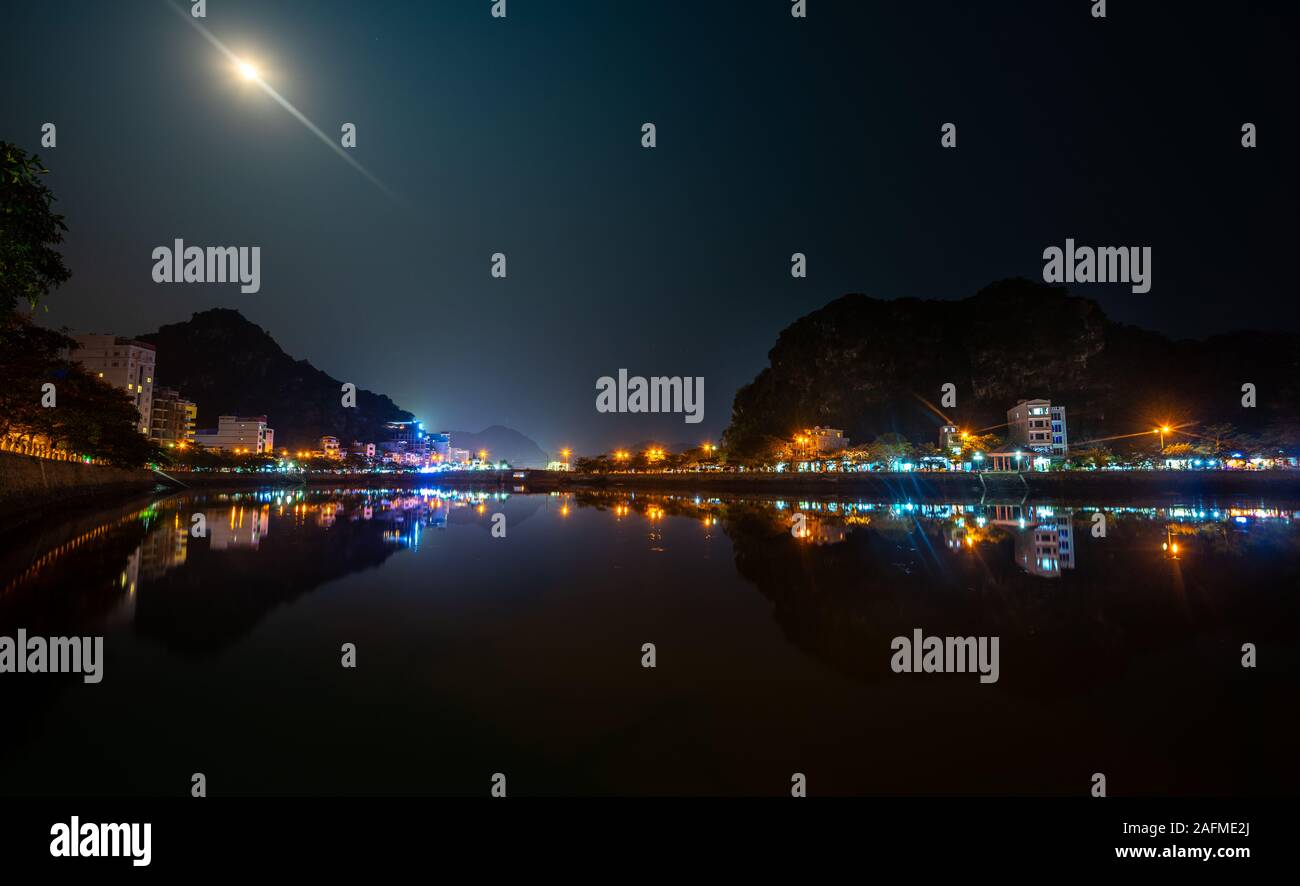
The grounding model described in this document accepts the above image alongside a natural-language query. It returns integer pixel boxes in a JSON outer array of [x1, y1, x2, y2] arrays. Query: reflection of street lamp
[[1161, 528, 1181, 559]]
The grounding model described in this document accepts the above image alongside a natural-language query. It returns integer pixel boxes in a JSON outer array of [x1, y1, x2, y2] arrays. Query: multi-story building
[[1006, 399, 1068, 457], [319, 436, 341, 458], [380, 420, 430, 463], [428, 432, 451, 463], [150, 387, 198, 446], [800, 426, 848, 455], [70, 334, 157, 435], [939, 424, 961, 455], [194, 415, 275, 454]]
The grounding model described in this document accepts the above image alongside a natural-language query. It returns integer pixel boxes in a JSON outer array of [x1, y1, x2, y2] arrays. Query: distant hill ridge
[[137, 308, 413, 449], [723, 278, 1300, 455], [445, 426, 550, 468], [137, 309, 550, 459]]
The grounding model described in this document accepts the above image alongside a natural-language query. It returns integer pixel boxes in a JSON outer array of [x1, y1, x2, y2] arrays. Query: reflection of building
[[139, 515, 189, 580], [194, 415, 275, 453], [150, 387, 197, 445], [70, 334, 157, 435], [1007, 398, 1068, 456], [208, 505, 270, 549], [1005, 510, 1076, 578], [791, 515, 848, 545]]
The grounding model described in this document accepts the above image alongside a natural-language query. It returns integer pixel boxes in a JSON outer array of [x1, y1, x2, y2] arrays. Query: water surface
[[2, 488, 1296, 796]]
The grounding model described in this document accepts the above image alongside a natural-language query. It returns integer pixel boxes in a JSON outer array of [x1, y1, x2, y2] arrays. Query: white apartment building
[[939, 424, 961, 454], [1006, 399, 1068, 457], [194, 415, 275, 454], [70, 334, 157, 435], [804, 426, 848, 454]]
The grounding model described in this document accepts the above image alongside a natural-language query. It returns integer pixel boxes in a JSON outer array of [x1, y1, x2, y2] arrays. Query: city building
[[69, 334, 157, 435], [798, 426, 848, 455], [383, 421, 423, 446], [319, 436, 341, 458], [939, 424, 961, 454], [428, 432, 451, 462], [149, 387, 197, 446], [1007, 399, 1068, 456], [194, 415, 275, 453], [380, 420, 432, 464]]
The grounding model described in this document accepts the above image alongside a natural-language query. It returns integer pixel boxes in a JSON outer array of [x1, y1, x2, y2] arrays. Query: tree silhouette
[[0, 142, 70, 318]]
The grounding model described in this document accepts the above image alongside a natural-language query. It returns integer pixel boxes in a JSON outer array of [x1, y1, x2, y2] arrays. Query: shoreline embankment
[[0, 452, 159, 532], [5, 452, 1300, 531]]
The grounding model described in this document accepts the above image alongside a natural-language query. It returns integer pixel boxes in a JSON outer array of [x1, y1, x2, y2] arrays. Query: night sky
[[3, 1, 1296, 454]]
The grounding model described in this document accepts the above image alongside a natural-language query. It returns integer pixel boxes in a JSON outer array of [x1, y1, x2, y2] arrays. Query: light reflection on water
[[1, 487, 1296, 797]]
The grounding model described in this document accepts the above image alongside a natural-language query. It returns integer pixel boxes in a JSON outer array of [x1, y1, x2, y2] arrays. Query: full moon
[[236, 60, 259, 81]]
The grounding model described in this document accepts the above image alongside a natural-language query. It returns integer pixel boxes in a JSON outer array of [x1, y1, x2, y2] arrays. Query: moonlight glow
[[167, 0, 395, 200]]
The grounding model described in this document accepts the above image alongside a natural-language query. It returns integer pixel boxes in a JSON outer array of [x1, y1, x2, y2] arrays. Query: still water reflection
[[1, 488, 1296, 796]]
